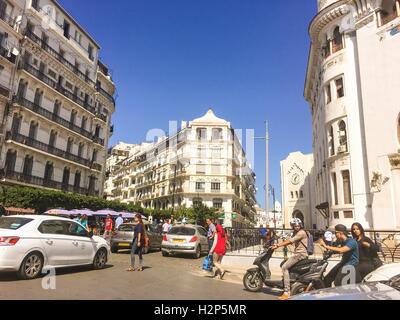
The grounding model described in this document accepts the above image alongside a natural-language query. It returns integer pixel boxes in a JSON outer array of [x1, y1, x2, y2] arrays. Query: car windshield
[[169, 227, 195, 236], [0, 217, 33, 230], [118, 224, 135, 232]]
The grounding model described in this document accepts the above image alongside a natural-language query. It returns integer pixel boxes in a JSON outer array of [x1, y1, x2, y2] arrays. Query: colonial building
[[0, 0, 115, 197], [106, 110, 257, 228], [304, 0, 400, 229], [280, 152, 319, 229]]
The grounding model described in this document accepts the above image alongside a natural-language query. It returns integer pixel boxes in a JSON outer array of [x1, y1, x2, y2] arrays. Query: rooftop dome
[[191, 109, 230, 126]]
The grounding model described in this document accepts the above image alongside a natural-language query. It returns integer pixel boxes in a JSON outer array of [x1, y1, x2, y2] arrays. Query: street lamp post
[[254, 121, 270, 220]]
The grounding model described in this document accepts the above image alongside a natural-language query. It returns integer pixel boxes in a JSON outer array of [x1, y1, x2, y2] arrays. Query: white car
[[0, 215, 110, 280]]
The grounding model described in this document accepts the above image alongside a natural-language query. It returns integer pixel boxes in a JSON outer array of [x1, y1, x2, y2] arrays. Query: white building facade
[[0, 0, 115, 196], [305, 0, 400, 229], [280, 152, 320, 229], [106, 110, 257, 228]]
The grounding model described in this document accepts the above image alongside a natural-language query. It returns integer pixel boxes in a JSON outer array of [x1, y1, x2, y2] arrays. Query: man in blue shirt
[[319, 224, 361, 287]]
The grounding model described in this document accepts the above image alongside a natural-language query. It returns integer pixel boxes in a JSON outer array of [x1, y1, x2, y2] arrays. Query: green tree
[[187, 203, 218, 225]]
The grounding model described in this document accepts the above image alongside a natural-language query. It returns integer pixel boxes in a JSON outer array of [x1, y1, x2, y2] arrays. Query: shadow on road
[[0, 264, 114, 282]]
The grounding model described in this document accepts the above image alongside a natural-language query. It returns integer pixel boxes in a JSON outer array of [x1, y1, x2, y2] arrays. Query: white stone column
[[343, 32, 372, 228]]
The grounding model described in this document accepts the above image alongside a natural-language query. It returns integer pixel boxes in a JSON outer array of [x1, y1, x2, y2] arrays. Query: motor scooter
[[243, 247, 333, 295]]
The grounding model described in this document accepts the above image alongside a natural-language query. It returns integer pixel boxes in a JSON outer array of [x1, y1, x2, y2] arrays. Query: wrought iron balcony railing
[[6, 131, 101, 171], [12, 95, 104, 145], [24, 29, 96, 87], [18, 61, 106, 123], [2, 170, 99, 196]]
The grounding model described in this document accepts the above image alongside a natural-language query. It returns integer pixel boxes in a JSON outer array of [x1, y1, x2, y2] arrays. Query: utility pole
[[255, 121, 270, 220]]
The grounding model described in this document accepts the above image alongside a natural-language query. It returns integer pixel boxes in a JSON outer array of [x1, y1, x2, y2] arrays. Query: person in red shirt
[[209, 223, 228, 279], [103, 215, 113, 240]]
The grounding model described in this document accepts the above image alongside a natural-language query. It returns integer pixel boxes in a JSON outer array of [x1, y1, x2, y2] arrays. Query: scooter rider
[[271, 218, 308, 300]]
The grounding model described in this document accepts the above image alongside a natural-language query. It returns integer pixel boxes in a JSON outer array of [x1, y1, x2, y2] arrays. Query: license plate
[[119, 243, 131, 247], [173, 239, 185, 243]]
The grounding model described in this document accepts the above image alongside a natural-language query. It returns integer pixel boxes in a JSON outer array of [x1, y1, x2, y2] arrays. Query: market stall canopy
[[70, 209, 94, 216], [5, 207, 35, 215], [45, 208, 72, 216], [94, 209, 119, 216]]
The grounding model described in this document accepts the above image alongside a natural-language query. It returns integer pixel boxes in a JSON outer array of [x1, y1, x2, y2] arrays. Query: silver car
[[110, 222, 163, 254], [161, 224, 209, 259]]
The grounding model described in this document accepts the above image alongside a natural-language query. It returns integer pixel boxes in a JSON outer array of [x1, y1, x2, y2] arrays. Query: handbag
[[202, 255, 213, 272]]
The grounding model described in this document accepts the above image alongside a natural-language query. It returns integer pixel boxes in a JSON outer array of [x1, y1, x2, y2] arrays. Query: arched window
[[62, 167, 70, 189], [292, 210, 305, 225], [322, 35, 331, 58], [332, 27, 343, 53], [11, 113, 22, 134], [17, 80, 27, 98], [5, 149, 17, 174], [53, 100, 61, 116], [44, 161, 54, 183], [22, 155, 33, 176], [49, 130, 57, 147], [338, 121, 348, 153], [28, 121, 38, 140], [34, 88, 42, 106], [74, 170, 81, 191]]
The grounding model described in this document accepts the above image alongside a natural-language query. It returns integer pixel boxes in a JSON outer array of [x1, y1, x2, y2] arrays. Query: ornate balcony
[[18, 61, 107, 123], [24, 29, 96, 87], [96, 85, 115, 105], [12, 95, 104, 145], [6, 131, 101, 171], [2, 170, 98, 196]]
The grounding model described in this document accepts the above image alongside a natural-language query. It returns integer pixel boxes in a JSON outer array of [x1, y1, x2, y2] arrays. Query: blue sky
[[59, 0, 317, 209]]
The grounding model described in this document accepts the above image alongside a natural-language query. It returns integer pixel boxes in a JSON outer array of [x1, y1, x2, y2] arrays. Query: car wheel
[[111, 245, 118, 254], [18, 252, 44, 280], [193, 246, 201, 259], [93, 248, 107, 270], [162, 251, 169, 257]]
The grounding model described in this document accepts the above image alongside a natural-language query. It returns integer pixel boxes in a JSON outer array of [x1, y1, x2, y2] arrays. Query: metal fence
[[225, 228, 400, 263]]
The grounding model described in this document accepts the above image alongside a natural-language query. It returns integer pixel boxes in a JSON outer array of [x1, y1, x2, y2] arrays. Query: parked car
[[161, 224, 209, 259], [0, 215, 110, 280], [290, 263, 400, 300], [110, 222, 163, 254]]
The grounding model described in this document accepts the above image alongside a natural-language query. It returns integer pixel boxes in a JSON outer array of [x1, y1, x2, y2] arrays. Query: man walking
[[115, 214, 124, 229]]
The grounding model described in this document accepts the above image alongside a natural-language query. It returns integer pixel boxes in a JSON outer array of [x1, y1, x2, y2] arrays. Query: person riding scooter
[[271, 218, 309, 300]]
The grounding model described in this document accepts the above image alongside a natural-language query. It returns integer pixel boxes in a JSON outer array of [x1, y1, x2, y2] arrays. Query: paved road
[[0, 250, 278, 300]]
